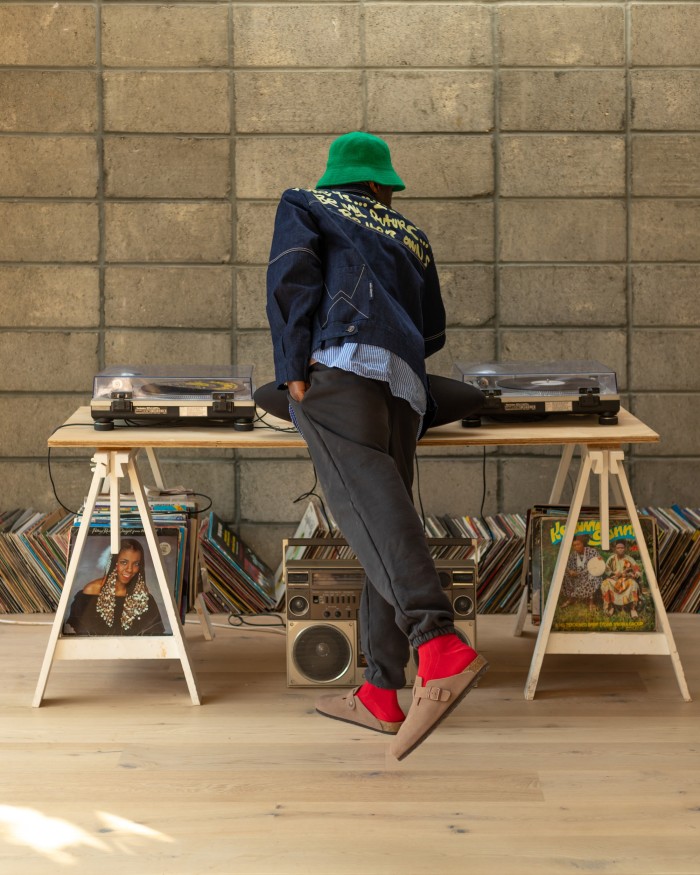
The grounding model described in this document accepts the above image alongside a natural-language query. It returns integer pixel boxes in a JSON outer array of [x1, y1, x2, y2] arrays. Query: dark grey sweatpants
[[289, 364, 455, 690]]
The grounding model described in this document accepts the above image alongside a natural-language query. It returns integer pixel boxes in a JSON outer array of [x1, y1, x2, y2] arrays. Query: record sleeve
[[530, 509, 658, 632], [61, 527, 184, 636]]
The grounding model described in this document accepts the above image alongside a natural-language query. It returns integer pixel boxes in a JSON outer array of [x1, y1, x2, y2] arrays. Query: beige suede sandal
[[389, 654, 490, 760], [316, 687, 404, 735]]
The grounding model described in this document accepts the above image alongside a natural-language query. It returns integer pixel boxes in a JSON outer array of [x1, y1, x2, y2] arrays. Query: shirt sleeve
[[266, 190, 325, 385]]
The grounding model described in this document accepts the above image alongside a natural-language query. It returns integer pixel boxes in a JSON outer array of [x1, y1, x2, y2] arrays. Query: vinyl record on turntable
[[497, 376, 601, 392], [141, 380, 244, 396]]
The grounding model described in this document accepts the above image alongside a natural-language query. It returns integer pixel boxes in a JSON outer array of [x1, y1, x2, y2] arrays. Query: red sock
[[356, 682, 405, 722], [417, 634, 478, 683]]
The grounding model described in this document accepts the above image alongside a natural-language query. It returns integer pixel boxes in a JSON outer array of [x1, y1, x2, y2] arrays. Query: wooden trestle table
[[36, 406, 690, 706]]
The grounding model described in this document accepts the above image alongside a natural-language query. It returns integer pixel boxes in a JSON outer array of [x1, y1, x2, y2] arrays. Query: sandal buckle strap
[[414, 685, 451, 703]]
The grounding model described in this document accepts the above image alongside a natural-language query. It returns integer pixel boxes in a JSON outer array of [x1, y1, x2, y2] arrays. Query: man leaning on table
[[263, 132, 489, 760]]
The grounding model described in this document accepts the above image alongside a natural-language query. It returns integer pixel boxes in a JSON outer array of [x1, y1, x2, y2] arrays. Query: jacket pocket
[[320, 265, 370, 329]]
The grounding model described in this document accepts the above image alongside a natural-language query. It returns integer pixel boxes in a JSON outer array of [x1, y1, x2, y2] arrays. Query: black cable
[[226, 609, 285, 629], [49, 423, 94, 436], [46, 423, 97, 515], [123, 418, 182, 428], [292, 457, 334, 532], [253, 410, 298, 433], [47, 446, 80, 515], [47, 423, 213, 518], [46, 406, 295, 515], [179, 493, 213, 516]]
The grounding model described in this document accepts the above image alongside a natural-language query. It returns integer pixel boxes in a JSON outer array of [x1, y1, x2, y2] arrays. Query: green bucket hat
[[317, 132, 405, 192]]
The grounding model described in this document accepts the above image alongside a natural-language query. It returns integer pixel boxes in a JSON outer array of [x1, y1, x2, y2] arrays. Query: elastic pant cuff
[[410, 625, 456, 649]]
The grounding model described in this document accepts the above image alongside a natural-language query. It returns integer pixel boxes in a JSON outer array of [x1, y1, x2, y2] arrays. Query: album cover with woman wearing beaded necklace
[[61, 528, 185, 636]]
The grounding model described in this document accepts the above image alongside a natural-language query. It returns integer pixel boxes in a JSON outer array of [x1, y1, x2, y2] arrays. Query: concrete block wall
[[1, 2, 699, 567]]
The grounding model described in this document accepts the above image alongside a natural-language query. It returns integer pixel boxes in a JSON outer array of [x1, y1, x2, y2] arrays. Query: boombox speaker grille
[[292, 623, 353, 683]]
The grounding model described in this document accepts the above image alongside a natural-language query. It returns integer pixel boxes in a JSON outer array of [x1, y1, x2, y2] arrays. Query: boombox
[[284, 538, 477, 688]]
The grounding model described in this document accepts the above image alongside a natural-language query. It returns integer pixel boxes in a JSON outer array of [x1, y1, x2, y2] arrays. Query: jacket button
[[346, 324, 356, 333]]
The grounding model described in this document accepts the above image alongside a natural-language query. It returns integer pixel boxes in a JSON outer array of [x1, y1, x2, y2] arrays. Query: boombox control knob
[[334, 610, 342, 618], [323, 610, 331, 619]]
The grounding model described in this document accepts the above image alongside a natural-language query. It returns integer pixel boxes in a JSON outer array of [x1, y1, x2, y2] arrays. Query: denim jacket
[[266, 186, 446, 400]]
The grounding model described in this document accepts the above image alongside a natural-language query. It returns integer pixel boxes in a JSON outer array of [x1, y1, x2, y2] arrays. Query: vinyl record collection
[[0, 494, 200, 617], [436, 512, 527, 613], [277, 500, 700, 617], [3, 503, 700, 616], [639, 506, 700, 613], [277, 499, 527, 614], [67, 493, 201, 623], [0, 508, 74, 612], [198, 513, 279, 614]]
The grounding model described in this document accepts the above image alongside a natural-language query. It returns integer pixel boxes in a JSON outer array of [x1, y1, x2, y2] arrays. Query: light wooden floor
[[1, 613, 698, 875]]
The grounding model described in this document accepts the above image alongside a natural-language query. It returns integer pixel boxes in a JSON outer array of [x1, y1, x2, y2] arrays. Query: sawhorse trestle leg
[[523, 447, 691, 702], [33, 449, 202, 706]]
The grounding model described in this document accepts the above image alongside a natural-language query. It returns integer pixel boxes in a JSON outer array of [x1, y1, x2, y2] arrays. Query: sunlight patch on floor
[[0, 805, 175, 865]]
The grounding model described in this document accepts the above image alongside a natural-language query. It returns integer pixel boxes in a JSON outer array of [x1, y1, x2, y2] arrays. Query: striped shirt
[[311, 343, 427, 424]]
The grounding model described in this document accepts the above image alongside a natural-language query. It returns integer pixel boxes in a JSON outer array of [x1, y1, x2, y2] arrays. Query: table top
[[48, 406, 659, 450]]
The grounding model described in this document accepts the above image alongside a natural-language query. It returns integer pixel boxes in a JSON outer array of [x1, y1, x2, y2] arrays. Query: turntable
[[453, 360, 620, 427], [90, 365, 256, 431]]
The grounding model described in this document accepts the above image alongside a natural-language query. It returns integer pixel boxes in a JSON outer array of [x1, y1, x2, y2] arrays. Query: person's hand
[[287, 380, 309, 403]]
